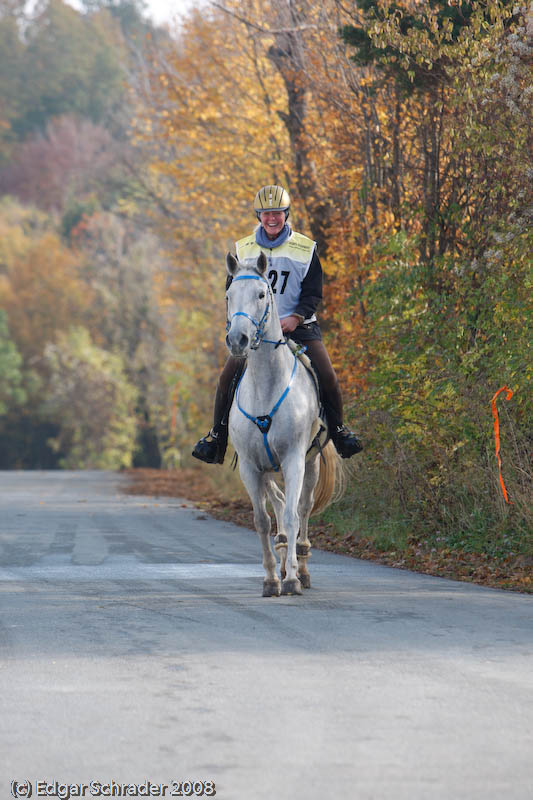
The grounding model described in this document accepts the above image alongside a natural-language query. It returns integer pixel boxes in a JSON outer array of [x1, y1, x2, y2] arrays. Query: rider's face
[[259, 210, 286, 239]]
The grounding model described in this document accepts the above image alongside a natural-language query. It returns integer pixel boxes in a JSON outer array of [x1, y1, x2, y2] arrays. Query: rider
[[192, 184, 363, 464]]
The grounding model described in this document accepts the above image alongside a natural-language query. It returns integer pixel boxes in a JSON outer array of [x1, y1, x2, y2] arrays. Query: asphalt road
[[0, 470, 532, 800]]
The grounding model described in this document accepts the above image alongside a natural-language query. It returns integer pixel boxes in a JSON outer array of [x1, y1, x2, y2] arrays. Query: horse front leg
[[296, 455, 320, 589], [280, 454, 306, 595], [266, 479, 288, 580], [239, 460, 280, 597]]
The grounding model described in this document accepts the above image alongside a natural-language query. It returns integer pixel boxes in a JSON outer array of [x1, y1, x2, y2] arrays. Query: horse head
[[226, 251, 267, 279], [225, 252, 278, 356]]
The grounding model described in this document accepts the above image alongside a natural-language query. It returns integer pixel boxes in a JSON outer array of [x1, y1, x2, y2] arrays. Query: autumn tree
[[129, 2, 296, 446], [75, 210, 172, 466], [0, 310, 26, 415], [0, 116, 116, 212], [0, 223, 91, 361], [43, 327, 138, 468], [329, 1, 533, 546], [133, 0, 532, 545], [12, 0, 125, 137], [0, 8, 24, 161], [0, 1, 173, 468]]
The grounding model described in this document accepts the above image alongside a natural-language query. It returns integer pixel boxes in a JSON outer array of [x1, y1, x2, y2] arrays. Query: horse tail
[[311, 440, 346, 516]]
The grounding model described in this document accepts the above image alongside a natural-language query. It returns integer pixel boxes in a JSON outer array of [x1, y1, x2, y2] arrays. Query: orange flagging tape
[[490, 386, 514, 504]]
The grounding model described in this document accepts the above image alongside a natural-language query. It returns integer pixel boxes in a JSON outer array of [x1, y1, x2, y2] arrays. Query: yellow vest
[[235, 230, 316, 321]]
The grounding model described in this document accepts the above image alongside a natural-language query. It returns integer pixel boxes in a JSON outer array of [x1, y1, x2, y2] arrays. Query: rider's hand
[[281, 315, 301, 334]]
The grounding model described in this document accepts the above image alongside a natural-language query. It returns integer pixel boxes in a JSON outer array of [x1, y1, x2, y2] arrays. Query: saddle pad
[[286, 339, 321, 405]]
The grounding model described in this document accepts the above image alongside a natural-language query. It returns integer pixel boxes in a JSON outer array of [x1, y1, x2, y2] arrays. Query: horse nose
[[227, 330, 250, 355]]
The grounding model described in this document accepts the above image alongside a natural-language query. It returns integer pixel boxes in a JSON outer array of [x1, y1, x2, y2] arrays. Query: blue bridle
[[228, 273, 296, 471], [226, 274, 287, 350]]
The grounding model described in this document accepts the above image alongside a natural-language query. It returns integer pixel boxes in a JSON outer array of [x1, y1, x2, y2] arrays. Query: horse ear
[[226, 252, 238, 276], [257, 252, 267, 275]]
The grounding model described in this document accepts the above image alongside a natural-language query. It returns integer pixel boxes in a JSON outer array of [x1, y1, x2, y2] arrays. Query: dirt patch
[[123, 467, 532, 594], [123, 468, 255, 527]]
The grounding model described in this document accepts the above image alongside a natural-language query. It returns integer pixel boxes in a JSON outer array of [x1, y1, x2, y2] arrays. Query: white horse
[[225, 251, 342, 597]]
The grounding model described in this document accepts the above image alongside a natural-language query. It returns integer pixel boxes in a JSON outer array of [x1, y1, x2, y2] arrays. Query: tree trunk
[[267, 5, 333, 257]]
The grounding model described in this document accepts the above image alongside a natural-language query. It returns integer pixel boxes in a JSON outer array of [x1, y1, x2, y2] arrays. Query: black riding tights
[[212, 340, 344, 430]]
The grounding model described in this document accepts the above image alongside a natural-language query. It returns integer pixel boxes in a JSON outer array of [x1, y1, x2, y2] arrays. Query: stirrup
[[192, 429, 226, 465], [332, 425, 363, 459]]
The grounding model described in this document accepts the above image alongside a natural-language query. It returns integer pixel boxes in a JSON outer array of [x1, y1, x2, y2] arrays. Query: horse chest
[[229, 379, 315, 472]]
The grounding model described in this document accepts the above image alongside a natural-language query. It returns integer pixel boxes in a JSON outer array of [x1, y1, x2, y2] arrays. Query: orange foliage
[[134, 0, 524, 408], [0, 231, 91, 360]]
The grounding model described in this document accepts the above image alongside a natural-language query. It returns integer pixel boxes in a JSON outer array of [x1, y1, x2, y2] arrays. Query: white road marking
[[0, 562, 266, 581]]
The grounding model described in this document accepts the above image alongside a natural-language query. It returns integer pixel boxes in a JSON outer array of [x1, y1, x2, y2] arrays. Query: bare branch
[[210, 2, 317, 35]]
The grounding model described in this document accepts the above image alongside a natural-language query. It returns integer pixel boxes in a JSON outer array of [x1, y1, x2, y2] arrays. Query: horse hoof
[[262, 579, 281, 597], [281, 578, 302, 596], [299, 573, 311, 589]]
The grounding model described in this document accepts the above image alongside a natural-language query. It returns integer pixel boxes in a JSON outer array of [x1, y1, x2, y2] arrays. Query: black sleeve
[[293, 249, 323, 320]]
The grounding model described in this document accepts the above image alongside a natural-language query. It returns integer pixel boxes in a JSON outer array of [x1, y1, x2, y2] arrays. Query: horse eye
[[259, 291, 265, 299]]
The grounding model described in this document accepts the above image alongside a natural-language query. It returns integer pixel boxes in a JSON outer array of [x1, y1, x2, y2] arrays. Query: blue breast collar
[[236, 352, 298, 471]]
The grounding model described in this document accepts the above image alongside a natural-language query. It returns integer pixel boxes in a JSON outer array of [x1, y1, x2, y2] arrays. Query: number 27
[[269, 270, 289, 294]]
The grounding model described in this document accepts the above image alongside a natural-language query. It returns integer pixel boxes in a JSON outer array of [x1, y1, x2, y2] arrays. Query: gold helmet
[[254, 185, 290, 218]]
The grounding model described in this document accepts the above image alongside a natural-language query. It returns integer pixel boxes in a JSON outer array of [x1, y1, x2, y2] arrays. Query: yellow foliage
[[132, 0, 530, 422], [0, 224, 91, 360]]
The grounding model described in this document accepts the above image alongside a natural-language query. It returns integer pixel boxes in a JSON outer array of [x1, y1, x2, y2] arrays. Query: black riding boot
[[192, 358, 244, 465], [323, 400, 363, 459], [303, 339, 363, 459], [191, 423, 227, 464], [330, 420, 363, 458]]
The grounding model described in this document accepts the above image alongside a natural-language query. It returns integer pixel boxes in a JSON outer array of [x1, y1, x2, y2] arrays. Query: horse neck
[[247, 309, 293, 382]]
